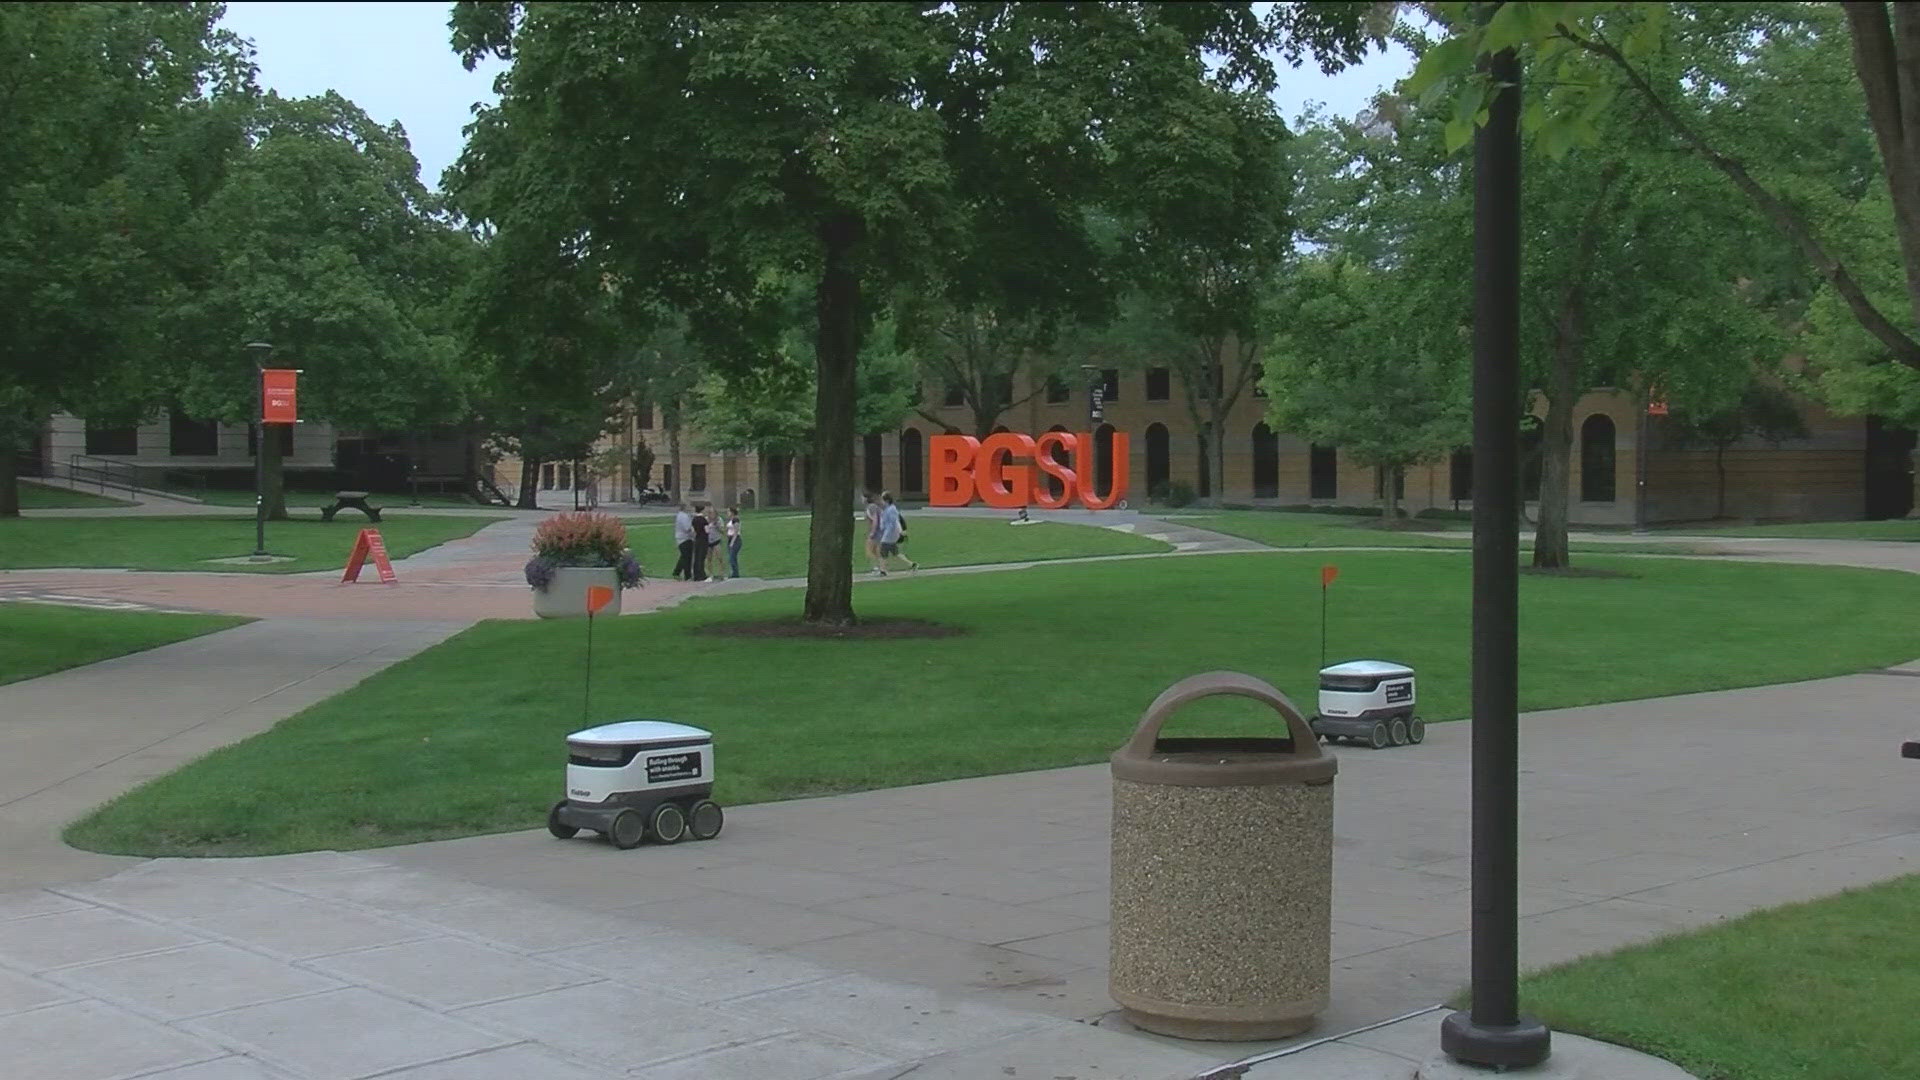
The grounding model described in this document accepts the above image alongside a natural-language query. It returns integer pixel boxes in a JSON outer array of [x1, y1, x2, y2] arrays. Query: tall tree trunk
[[1843, 2, 1920, 329], [1209, 405, 1228, 508], [1382, 464, 1403, 521], [1532, 357, 1578, 569], [804, 214, 862, 626], [516, 455, 541, 509], [0, 441, 17, 518], [262, 427, 288, 521]]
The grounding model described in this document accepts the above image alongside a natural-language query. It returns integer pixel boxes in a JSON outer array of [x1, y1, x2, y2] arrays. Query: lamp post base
[[1441, 1010, 1551, 1070]]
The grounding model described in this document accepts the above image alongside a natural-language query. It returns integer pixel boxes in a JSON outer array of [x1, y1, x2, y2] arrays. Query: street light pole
[[1439, 41, 1552, 1070], [246, 342, 274, 558]]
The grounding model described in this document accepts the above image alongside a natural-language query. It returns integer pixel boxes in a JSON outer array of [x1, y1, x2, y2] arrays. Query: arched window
[[1196, 435, 1211, 498], [1145, 423, 1171, 495], [898, 428, 924, 494], [1252, 423, 1280, 498], [1095, 423, 1117, 496], [1581, 414, 1616, 502], [863, 433, 884, 494]]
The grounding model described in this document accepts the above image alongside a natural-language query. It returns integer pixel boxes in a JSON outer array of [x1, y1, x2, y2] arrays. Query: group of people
[[863, 490, 917, 577], [672, 503, 741, 582]]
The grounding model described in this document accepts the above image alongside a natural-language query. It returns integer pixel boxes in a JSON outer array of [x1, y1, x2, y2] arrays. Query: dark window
[[1309, 444, 1337, 499], [85, 419, 139, 456], [541, 464, 555, 490], [1045, 376, 1069, 404], [1450, 447, 1472, 503], [899, 428, 924, 493], [690, 464, 707, 491], [1581, 414, 1616, 502], [1252, 423, 1280, 498], [246, 424, 294, 457], [169, 409, 219, 456], [1251, 363, 1268, 399], [1101, 369, 1120, 401], [942, 383, 965, 408], [1145, 423, 1170, 494], [1146, 368, 1171, 401], [863, 433, 884, 493], [636, 401, 653, 430], [660, 464, 672, 487], [1196, 435, 1211, 498]]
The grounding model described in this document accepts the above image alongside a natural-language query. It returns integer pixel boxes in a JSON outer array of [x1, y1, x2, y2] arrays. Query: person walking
[[705, 505, 725, 581], [862, 492, 882, 574], [690, 503, 711, 582], [725, 507, 743, 579], [873, 491, 917, 576], [672, 503, 693, 580]]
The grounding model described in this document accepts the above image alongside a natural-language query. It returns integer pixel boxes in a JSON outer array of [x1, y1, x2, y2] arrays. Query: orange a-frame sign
[[261, 369, 300, 424], [341, 528, 396, 584]]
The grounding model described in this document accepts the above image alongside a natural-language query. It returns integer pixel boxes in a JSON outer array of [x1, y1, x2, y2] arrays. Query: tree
[[1666, 378, 1811, 518], [0, 2, 251, 516], [448, 3, 1340, 624], [1404, 2, 1920, 373], [1264, 257, 1470, 520], [1113, 84, 1293, 507]]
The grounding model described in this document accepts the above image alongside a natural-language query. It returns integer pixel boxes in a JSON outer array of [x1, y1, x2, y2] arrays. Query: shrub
[[1161, 480, 1196, 508], [525, 513, 644, 591]]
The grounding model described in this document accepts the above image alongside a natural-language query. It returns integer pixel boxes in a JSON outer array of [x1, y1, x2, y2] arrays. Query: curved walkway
[[4, 510, 1915, 1078]]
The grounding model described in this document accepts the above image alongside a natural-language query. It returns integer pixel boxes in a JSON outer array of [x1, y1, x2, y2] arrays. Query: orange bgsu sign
[[930, 431, 1129, 510], [261, 369, 300, 424], [341, 528, 396, 584]]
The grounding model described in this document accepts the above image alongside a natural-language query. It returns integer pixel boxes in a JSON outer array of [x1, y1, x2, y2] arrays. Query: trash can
[[1110, 671, 1337, 1041]]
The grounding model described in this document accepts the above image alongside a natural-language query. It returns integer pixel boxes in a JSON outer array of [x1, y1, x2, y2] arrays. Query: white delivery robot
[[1307, 660, 1425, 749], [547, 721, 724, 849]]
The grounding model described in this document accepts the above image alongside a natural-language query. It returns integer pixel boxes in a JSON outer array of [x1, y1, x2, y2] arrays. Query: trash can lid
[[567, 720, 711, 746], [1112, 671, 1335, 787]]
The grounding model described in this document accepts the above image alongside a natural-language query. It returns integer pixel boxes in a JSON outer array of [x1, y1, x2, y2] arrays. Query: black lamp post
[[246, 341, 274, 557], [1439, 41, 1552, 1071], [1081, 364, 1104, 427]]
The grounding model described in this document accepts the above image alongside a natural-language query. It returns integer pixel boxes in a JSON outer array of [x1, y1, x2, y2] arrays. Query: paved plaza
[[2, 505, 1917, 1078]]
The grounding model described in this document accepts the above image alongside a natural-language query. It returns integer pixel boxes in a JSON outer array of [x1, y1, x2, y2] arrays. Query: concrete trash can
[[1109, 670, 1337, 1041]]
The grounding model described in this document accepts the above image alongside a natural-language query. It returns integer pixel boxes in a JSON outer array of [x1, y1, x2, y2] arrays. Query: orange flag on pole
[[586, 585, 615, 615], [1321, 564, 1339, 588]]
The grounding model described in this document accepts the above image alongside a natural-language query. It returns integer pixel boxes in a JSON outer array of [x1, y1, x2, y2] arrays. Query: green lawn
[[622, 511, 1170, 579], [0, 514, 508, 573], [1518, 874, 1920, 1080], [0, 603, 249, 685], [66, 551, 1920, 856], [1691, 518, 1920, 541], [1182, 510, 1711, 555], [17, 481, 134, 509]]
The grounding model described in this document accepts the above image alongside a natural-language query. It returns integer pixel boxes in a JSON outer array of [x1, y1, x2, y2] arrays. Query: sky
[[218, 2, 1413, 193]]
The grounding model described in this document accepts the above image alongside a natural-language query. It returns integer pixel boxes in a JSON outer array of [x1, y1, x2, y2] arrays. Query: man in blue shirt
[[872, 491, 918, 577]]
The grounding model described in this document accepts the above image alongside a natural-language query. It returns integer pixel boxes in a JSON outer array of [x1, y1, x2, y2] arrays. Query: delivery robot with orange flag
[[546, 584, 724, 848]]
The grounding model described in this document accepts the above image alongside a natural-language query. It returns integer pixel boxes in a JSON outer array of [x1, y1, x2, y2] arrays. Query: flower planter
[[533, 566, 624, 619]]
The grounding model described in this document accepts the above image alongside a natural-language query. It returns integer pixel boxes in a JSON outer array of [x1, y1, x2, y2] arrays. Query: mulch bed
[[689, 617, 966, 640]]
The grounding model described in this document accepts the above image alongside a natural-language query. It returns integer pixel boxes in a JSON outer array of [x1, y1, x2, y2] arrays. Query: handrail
[[63, 454, 209, 500]]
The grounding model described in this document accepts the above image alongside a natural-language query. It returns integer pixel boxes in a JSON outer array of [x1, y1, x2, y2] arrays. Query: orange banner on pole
[[261, 369, 299, 424], [1321, 564, 1339, 588], [341, 528, 396, 584], [586, 584, 615, 614]]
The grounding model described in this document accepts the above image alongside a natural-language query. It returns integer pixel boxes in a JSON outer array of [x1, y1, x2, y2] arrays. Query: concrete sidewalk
[[6, 664, 1914, 1077], [0, 618, 469, 892]]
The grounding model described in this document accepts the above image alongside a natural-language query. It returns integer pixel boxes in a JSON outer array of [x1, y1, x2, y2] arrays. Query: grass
[[1516, 874, 1920, 1080], [66, 550, 1920, 856], [0, 513, 508, 573], [1182, 510, 1712, 555], [621, 511, 1171, 579], [1688, 518, 1920, 541], [17, 481, 134, 509], [0, 603, 248, 685]]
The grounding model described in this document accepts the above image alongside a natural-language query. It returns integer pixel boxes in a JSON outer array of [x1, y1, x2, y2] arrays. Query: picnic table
[[320, 490, 382, 522]]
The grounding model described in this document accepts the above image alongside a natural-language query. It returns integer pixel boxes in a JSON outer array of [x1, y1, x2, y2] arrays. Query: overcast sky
[[219, 2, 1412, 193]]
